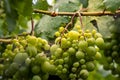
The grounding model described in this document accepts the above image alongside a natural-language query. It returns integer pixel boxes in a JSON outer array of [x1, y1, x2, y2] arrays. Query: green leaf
[[103, 0, 120, 12], [79, 0, 89, 8], [33, 0, 49, 10], [54, 0, 81, 12], [35, 15, 70, 40]]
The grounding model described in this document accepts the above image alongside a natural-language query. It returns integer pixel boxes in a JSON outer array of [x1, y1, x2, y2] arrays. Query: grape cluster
[[0, 35, 53, 80], [51, 26, 104, 80], [103, 26, 120, 76]]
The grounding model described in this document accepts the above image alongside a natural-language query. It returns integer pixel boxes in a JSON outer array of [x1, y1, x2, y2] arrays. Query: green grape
[[54, 48, 62, 57], [86, 46, 96, 56], [59, 27, 64, 33], [57, 65, 63, 70], [6, 44, 13, 50], [94, 33, 102, 39], [69, 73, 75, 79], [95, 52, 102, 60], [44, 44, 50, 50], [80, 59, 86, 64], [61, 38, 68, 48], [62, 68, 67, 73], [87, 37, 95, 46], [71, 67, 77, 72], [64, 64, 69, 68], [78, 40, 88, 51], [25, 58, 31, 66], [26, 45, 37, 57], [58, 59, 64, 64], [41, 61, 55, 73], [32, 65, 40, 74], [14, 52, 28, 64], [67, 47, 76, 55], [73, 62, 80, 68], [32, 75, 42, 80], [26, 35, 37, 45], [81, 64, 86, 69], [50, 44, 59, 54], [0, 64, 4, 70], [55, 31, 60, 37], [19, 66, 28, 76], [79, 69, 89, 79], [35, 53, 47, 64], [95, 37, 104, 49], [76, 51, 85, 59], [64, 57, 69, 63], [67, 30, 80, 40], [62, 52, 69, 58], [112, 51, 118, 58], [86, 62, 95, 71]]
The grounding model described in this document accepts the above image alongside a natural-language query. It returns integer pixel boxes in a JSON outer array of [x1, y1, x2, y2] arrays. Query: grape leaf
[[33, 0, 49, 10], [103, 0, 120, 12], [54, 0, 81, 12], [79, 0, 89, 8], [35, 15, 70, 40]]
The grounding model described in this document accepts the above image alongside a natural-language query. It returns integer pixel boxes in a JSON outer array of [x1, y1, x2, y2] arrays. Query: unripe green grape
[[111, 39, 117, 45], [14, 52, 28, 64], [0, 64, 4, 71], [26, 45, 37, 57], [55, 31, 60, 37], [59, 27, 64, 33], [32, 75, 41, 80], [67, 47, 76, 55], [64, 64, 69, 68], [25, 58, 31, 66], [54, 48, 62, 58], [80, 59, 86, 64], [50, 44, 59, 54], [92, 29, 97, 35], [26, 35, 37, 45], [19, 66, 28, 76], [62, 68, 67, 73], [78, 40, 88, 51], [56, 70, 62, 75], [6, 44, 13, 50], [81, 64, 86, 69], [112, 45, 119, 51], [106, 56, 113, 63], [94, 33, 102, 39], [95, 37, 104, 49], [57, 65, 63, 70], [58, 59, 64, 64], [95, 52, 102, 60], [112, 51, 118, 58], [69, 73, 75, 79], [73, 62, 80, 68], [71, 67, 77, 72], [86, 46, 96, 56], [35, 53, 47, 64], [76, 51, 85, 59], [44, 44, 50, 50], [79, 69, 89, 79], [64, 57, 69, 63], [32, 65, 40, 74], [41, 61, 55, 73], [67, 30, 80, 40], [86, 62, 95, 71], [62, 52, 69, 58], [61, 38, 68, 48], [87, 37, 95, 46], [104, 42, 112, 50]]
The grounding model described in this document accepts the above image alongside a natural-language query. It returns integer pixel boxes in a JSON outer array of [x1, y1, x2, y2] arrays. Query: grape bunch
[[103, 25, 120, 76], [0, 35, 54, 80], [50, 26, 104, 80]]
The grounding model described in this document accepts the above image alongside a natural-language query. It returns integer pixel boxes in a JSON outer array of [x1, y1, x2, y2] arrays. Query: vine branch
[[33, 9, 120, 16]]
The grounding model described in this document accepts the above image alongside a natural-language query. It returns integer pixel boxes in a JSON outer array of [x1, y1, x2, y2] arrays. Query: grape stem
[[30, 17, 34, 36], [33, 9, 120, 16]]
